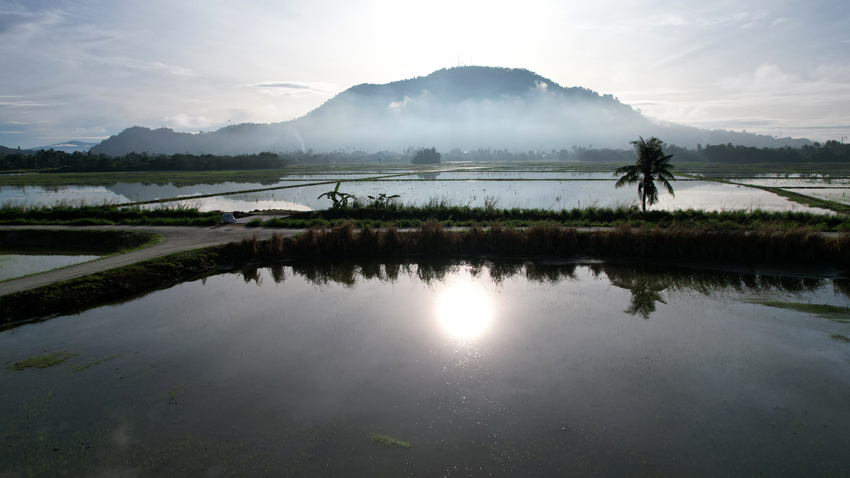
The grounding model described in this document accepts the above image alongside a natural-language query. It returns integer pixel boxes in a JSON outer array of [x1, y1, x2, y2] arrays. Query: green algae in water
[[370, 433, 411, 449], [7, 351, 77, 370]]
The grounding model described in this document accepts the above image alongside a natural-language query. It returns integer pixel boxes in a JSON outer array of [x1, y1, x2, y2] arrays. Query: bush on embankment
[[261, 205, 850, 231], [0, 229, 160, 254], [239, 222, 850, 264], [3, 221, 849, 325]]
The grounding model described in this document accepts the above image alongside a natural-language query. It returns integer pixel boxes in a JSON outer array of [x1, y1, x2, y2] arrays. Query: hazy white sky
[[1, 0, 848, 148]]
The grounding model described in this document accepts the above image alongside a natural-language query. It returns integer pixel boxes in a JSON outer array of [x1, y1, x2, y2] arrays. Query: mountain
[[91, 66, 810, 156]]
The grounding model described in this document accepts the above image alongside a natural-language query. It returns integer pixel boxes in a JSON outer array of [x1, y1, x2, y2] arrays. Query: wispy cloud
[[164, 113, 213, 130], [90, 56, 194, 77], [0, 5, 66, 36], [0, 100, 56, 108], [241, 81, 340, 98]]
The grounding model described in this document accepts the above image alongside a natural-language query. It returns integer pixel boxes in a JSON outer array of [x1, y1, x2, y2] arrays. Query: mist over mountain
[[91, 66, 810, 156], [32, 141, 98, 153]]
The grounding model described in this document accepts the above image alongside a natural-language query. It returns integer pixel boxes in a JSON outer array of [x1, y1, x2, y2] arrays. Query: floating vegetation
[[7, 351, 78, 370], [370, 433, 411, 449], [831, 333, 850, 342], [756, 301, 850, 322]]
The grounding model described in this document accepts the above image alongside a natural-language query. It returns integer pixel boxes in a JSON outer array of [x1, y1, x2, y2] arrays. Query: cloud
[[0, 6, 65, 35], [388, 96, 411, 111], [92, 56, 194, 77], [0, 99, 55, 108], [241, 81, 340, 98], [164, 113, 213, 130]]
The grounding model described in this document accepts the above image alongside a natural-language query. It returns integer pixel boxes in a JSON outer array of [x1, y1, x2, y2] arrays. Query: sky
[[1, 0, 848, 149]]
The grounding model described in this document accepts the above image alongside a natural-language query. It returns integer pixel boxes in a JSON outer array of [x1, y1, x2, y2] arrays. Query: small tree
[[614, 136, 675, 212], [411, 147, 441, 164]]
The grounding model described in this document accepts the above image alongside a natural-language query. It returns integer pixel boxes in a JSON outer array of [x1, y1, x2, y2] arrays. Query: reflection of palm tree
[[600, 265, 669, 320], [624, 280, 667, 319], [615, 136, 675, 212]]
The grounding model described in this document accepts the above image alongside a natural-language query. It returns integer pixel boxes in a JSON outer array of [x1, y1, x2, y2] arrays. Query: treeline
[[3, 140, 850, 171], [0, 150, 289, 172], [697, 141, 850, 164]]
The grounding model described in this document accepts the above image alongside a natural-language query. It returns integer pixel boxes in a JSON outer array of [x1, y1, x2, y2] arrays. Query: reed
[[226, 221, 850, 265], [259, 203, 850, 231], [5, 222, 850, 325]]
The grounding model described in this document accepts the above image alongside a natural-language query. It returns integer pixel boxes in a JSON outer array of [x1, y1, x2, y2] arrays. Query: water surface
[[0, 253, 100, 281], [1, 260, 848, 476]]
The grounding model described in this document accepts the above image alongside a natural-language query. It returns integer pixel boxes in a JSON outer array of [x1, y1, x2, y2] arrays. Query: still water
[[0, 253, 100, 281], [160, 180, 827, 213], [2, 260, 849, 476], [0, 177, 835, 214]]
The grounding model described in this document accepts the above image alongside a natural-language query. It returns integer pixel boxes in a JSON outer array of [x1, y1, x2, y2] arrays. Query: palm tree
[[615, 136, 675, 212]]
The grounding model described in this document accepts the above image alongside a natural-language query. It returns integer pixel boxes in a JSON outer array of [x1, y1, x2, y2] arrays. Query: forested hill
[[89, 66, 810, 156]]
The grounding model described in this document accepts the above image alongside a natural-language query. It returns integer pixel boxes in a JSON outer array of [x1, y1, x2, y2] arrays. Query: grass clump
[[831, 333, 850, 342], [370, 433, 411, 449], [7, 351, 77, 370]]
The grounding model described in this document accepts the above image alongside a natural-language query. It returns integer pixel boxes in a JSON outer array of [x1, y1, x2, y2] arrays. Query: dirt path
[[0, 224, 302, 297], [3, 224, 843, 297]]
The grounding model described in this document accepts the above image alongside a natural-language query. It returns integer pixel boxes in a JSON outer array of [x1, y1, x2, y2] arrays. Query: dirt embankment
[[0, 224, 300, 297]]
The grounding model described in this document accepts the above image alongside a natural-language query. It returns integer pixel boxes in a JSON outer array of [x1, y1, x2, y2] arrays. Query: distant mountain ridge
[[91, 66, 810, 156]]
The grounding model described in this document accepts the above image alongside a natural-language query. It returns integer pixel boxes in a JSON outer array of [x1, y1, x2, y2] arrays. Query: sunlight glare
[[435, 281, 495, 340]]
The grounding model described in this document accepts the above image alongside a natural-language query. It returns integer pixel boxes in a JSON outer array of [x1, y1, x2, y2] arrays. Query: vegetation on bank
[[0, 169, 296, 187], [4, 221, 850, 324], [0, 246, 227, 324], [0, 150, 288, 172], [0, 229, 161, 254], [0, 203, 220, 226], [248, 203, 850, 231]]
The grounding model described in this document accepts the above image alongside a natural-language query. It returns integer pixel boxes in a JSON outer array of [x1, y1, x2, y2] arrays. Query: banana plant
[[367, 192, 401, 208], [317, 182, 356, 209]]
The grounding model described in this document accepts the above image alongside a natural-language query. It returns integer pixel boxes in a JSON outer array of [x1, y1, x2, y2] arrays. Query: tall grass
[[257, 202, 850, 231], [5, 221, 849, 325], [0, 200, 220, 226], [228, 221, 850, 265]]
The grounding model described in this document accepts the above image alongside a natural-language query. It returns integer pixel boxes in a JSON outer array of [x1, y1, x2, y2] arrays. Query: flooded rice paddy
[[0, 253, 100, 281], [2, 259, 849, 476], [1, 165, 841, 214]]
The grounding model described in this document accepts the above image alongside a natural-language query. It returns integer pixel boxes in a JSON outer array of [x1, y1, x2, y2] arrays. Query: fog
[[92, 67, 808, 156]]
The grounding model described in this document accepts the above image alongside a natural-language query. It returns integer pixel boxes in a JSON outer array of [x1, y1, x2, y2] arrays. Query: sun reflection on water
[[434, 278, 495, 341]]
